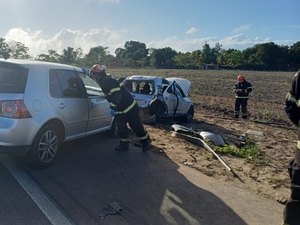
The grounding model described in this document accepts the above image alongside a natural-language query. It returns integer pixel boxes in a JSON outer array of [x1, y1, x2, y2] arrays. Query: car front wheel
[[184, 106, 194, 122], [29, 123, 62, 169]]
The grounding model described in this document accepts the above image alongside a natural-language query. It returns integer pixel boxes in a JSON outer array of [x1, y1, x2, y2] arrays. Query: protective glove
[[110, 109, 116, 116]]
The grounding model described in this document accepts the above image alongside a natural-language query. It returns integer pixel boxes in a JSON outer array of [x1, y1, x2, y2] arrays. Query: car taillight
[[0, 100, 32, 118]]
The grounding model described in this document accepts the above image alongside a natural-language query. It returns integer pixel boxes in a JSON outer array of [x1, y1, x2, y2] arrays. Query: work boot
[[242, 115, 248, 119], [114, 141, 129, 151], [142, 137, 151, 152], [233, 115, 239, 119]]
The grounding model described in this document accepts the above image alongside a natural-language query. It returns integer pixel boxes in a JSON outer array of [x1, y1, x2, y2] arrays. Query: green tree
[[115, 47, 126, 61], [121, 41, 148, 67], [255, 42, 288, 70], [9, 41, 31, 59], [175, 52, 202, 69], [59, 47, 79, 65], [36, 49, 61, 63], [289, 41, 300, 70], [220, 49, 244, 69], [243, 42, 289, 70], [85, 46, 110, 67], [191, 50, 203, 67], [0, 38, 11, 59], [149, 47, 177, 68], [202, 43, 221, 64]]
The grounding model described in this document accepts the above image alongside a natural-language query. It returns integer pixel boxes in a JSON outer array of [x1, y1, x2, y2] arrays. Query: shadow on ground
[[16, 132, 250, 225]]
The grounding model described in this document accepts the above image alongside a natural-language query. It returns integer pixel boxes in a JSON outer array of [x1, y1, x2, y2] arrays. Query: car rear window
[[0, 62, 29, 93]]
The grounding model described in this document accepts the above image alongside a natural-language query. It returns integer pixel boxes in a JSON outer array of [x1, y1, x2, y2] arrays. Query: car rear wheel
[[184, 106, 194, 122], [29, 123, 62, 169]]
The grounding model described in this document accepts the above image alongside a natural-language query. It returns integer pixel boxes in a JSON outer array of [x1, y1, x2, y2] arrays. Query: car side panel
[[85, 96, 112, 135], [47, 68, 89, 141]]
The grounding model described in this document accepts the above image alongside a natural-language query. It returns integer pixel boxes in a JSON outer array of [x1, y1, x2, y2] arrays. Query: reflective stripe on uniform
[[110, 102, 117, 107], [235, 96, 249, 99], [297, 140, 300, 149], [115, 100, 136, 114], [107, 87, 121, 96], [120, 138, 130, 142], [138, 132, 149, 140], [286, 92, 300, 107]]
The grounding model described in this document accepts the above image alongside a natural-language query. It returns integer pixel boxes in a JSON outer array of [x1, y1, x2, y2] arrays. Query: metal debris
[[171, 124, 244, 182], [99, 202, 122, 219]]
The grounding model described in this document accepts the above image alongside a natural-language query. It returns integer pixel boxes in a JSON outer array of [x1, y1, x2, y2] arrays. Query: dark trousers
[[116, 104, 148, 142], [234, 98, 248, 116], [283, 159, 300, 225]]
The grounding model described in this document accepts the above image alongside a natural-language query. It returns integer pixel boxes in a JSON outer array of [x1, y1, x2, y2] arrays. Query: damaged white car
[[121, 75, 194, 123]]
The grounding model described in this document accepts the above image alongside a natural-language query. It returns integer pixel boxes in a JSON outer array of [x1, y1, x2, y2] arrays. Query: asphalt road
[[0, 133, 284, 225]]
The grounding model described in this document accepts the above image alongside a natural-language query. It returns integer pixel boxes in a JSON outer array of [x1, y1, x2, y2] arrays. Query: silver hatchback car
[[0, 59, 114, 168]]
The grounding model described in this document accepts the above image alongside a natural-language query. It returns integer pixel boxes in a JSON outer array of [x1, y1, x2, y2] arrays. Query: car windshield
[[78, 72, 104, 96], [123, 80, 155, 95], [0, 62, 28, 93]]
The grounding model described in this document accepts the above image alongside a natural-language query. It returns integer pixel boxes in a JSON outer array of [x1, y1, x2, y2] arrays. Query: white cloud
[[231, 24, 252, 34], [186, 27, 199, 35], [3, 27, 297, 57], [147, 36, 218, 52], [220, 34, 273, 49], [4, 28, 124, 56]]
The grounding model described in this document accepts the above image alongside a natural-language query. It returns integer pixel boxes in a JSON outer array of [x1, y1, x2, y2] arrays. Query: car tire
[[184, 106, 194, 122], [29, 123, 62, 169], [149, 98, 168, 118]]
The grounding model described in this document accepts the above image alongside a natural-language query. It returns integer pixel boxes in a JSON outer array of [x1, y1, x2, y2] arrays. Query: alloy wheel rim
[[37, 130, 58, 163]]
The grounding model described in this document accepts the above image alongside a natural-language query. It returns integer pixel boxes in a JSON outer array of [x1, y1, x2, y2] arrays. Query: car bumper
[[0, 117, 38, 148]]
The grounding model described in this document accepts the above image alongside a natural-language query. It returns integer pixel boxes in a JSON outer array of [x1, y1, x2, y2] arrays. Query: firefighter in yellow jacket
[[283, 70, 300, 225], [89, 64, 151, 152]]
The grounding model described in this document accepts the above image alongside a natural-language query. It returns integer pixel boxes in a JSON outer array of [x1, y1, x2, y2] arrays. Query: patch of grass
[[215, 140, 259, 160]]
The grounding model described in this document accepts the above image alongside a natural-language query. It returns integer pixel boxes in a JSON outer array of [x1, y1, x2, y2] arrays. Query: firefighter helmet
[[237, 74, 245, 82], [89, 64, 106, 75]]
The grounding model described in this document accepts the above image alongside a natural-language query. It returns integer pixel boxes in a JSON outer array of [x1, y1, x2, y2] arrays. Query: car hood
[[166, 78, 191, 96]]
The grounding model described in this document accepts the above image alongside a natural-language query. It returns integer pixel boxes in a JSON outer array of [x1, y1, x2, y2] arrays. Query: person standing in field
[[233, 74, 252, 119], [89, 64, 151, 152], [282, 70, 300, 225]]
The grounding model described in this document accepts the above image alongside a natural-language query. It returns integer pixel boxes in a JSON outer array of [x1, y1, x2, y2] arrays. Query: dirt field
[[111, 68, 298, 203]]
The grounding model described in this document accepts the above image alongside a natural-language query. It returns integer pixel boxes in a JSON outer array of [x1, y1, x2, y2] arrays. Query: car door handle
[[58, 103, 66, 109]]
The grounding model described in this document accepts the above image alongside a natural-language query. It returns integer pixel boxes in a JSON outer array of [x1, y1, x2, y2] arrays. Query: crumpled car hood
[[166, 77, 191, 96]]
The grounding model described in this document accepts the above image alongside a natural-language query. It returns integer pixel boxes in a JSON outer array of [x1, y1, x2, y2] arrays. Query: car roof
[[0, 58, 80, 70], [126, 75, 161, 81]]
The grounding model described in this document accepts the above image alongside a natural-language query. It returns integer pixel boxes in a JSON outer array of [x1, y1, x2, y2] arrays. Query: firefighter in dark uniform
[[89, 64, 151, 152], [233, 74, 252, 119], [283, 70, 300, 225]]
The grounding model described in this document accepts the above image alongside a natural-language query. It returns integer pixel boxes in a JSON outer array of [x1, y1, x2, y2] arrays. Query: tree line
[[1, 37, 299, 71]]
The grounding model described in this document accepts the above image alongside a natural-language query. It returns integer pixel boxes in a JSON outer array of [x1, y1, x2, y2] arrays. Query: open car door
[[163, 81, 188, 116]]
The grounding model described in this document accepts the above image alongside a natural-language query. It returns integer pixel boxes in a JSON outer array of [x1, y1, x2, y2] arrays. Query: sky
[[0, 0, 299, 57]]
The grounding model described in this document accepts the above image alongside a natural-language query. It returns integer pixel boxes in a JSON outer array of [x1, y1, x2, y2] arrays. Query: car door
[[172, 83, 192, 115], [163, 82, 189, 116], [49, 69, 88, 141], [78, 71, 112, 135]]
